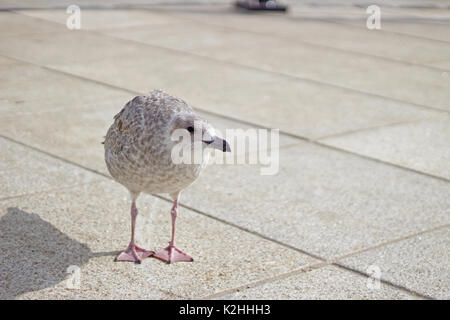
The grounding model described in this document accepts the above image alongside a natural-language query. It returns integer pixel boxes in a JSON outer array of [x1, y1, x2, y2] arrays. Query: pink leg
[[153, 200, 193, 264], [116, 201, 154, 263]]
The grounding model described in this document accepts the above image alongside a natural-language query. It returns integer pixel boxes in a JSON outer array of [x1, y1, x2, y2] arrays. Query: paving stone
[[338, 227, 450, 299], [17, 8, 183, 30], [319, 115, 450, 180], [0, 23, 442, 139], [428, 60, 450, 71], [158, 11, 450, 65], [129, 12, 449, 111], [218, 265, 418, 300], [0, 180, 318, 299], [195, 78, 443, 139], [0, 11, 62, 36], [379, 22, 450, 43], [0, 57, 130, 117], [180, 143, 450, 259], [0, 137, 101, 199]]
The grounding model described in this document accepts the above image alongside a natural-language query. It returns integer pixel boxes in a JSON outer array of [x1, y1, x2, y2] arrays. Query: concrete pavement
[[0, 1, 449, 299]]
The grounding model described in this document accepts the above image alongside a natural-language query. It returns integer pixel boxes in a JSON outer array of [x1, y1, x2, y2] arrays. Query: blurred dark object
[[236, 0, 287, 12]]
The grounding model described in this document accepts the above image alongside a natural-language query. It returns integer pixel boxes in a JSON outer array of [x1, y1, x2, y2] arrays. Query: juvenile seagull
[[104, 90, 230, 264]]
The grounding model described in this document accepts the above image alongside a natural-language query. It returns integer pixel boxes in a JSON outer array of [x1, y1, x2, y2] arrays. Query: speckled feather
[[104, 90, 210, 199]]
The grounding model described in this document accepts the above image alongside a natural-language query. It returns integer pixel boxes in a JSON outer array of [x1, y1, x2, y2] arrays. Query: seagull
[[104, 90, 230, 264]]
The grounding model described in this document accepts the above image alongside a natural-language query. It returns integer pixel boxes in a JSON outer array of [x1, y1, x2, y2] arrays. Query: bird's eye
[[187, 126, 194, 133]]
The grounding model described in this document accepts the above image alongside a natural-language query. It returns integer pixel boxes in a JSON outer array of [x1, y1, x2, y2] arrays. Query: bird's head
[[169, 113, 231, 152]]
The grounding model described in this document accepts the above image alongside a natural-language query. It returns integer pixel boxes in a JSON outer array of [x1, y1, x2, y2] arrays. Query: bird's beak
[[203, 136, 231, 152]]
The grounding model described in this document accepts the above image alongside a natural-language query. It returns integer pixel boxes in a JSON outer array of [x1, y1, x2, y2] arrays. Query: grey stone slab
[[17, 8, 184, 30], [0, 28, 278, 98], [158, 12, 450, 66], [197, 78, 443, 140], [287, 3, 371, 22], [319, 116, 450, 180], [0, 56, 22, 67], [0, 104, 116, 175], [0, 180, 317, 299], [98, 18, 450, 111], [0, 11, 62, 36], [231, 45, 450, 113], [0, 29, 145, 67], [304, 5, 450, 42], [428, 60, 450, 71], [0, 137, 101, 199], [374, 22, 450, 43], [0, 0, 231, 10], [0, 58, 131, 117], [100, 21, 279, 60], [0, 12, 448, 121], [338, 227, 450, 299], [288, 3, 450, 23], [180, 143, 450, 259], [217, 265, 418, 300], [0, 26, 442, 139]]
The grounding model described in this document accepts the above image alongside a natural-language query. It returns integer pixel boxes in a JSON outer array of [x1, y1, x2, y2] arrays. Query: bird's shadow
[[0, 207, 118, 299]]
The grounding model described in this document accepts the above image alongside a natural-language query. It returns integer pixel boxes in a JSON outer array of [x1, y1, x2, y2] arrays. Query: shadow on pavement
[[0, 207, 118, 299]]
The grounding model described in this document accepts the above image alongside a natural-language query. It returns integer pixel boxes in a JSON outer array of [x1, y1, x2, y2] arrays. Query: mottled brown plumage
[[104, 89, 230, 264], [105, 90, 208, 199]]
